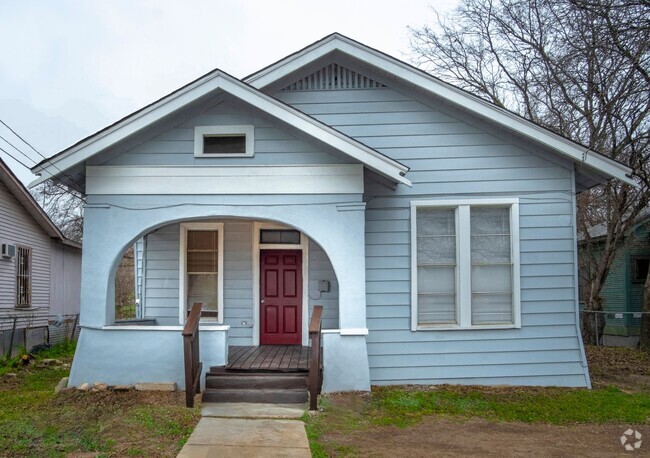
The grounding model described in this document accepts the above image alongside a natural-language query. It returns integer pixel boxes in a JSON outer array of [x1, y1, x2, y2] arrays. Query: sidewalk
[[177, 403, 311, 457]]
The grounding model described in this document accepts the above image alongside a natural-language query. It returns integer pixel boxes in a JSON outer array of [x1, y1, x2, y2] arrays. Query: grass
[[0, 342, 201, 457], [305, 347, 650, 456]]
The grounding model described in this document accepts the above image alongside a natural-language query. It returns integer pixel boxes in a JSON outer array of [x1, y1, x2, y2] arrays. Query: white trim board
[[85, 165, 364, 195], [252, 222, 310, 347], [246, 33, 634, 187], [31, 70, 410, 187]]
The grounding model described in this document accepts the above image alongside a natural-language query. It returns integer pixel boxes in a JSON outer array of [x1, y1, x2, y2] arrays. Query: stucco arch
[[80, 200, 367, 330]]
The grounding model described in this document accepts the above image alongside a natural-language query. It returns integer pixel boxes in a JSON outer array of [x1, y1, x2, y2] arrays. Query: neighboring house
[[579, 214, 649, 347], [31, 34, 633, 392], [0, 157, 82, 353]]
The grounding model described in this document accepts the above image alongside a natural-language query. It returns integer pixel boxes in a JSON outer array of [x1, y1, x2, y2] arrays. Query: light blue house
[[30, 34, 633, 393]]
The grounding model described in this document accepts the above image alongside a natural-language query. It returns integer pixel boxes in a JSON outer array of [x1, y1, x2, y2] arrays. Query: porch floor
[[226, 345, 310, 372]]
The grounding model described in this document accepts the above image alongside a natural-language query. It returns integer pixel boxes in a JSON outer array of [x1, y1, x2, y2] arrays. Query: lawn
[[305, 346, 650, 457], [0, 342, 200, 457]]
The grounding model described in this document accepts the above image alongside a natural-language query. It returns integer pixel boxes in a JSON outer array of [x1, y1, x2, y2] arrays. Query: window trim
[[178, 222, 224, 324], [15, 245, 32, 308], [193, 125, 254, 158], [410, 198, 521, 331]]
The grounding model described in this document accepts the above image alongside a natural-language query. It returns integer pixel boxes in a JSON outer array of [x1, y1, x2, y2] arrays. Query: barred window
[[16, 246, 31, 308]]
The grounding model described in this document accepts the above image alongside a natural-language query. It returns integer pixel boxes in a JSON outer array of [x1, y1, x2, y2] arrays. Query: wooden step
[[202, 388, 308, 404], [206, 373, 308, 390]]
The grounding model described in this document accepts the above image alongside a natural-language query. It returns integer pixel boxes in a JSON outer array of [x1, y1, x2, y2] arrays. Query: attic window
[[194, 125, 254, 157]]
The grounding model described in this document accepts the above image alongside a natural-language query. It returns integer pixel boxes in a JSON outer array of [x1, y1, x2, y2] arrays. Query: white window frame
[[410, 198, 521, 331], [193, 125, 255, 158], [179, 222, 224, 324]]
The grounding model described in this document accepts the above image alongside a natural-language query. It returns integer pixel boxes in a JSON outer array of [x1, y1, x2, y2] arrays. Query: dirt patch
[[322, 417, 648, 457], [586, 346, 650, 393]]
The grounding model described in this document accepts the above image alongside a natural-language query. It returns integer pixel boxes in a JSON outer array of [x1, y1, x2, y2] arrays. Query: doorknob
[[261, 299, 265, 304]]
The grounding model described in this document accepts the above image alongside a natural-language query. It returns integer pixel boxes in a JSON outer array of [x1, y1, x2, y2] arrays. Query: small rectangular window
[[260, 229, 301, 245], [632, 257, 649, 283], [203, 135, 245, 155], [194, 125, 254, 157], [16, 246, 31, 308]]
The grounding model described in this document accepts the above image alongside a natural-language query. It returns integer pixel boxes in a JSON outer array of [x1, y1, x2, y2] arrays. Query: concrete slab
[[184, 418, 309, 448], [177, 444, 310, 457], [201, 402, 306, 419]]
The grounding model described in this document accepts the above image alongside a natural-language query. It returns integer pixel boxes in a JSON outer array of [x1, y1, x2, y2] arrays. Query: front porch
[[70, 199, 371, 393]]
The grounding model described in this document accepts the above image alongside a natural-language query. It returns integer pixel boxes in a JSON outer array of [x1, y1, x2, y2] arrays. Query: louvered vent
[[282, 63, 386, 91]]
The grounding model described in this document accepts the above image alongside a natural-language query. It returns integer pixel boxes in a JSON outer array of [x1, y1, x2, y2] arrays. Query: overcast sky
[[0, 0, 457, 183]]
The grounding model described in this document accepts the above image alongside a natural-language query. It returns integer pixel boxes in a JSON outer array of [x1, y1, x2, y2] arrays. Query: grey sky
[[0, 0, 457, 183]]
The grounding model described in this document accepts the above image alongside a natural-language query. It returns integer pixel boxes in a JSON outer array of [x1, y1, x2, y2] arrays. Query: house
[[0, 157, 82, 354], [579, 213, 649, 347], [30, 34, 634, 392]]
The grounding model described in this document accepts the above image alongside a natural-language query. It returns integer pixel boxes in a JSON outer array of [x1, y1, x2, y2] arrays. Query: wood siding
[[98, 99, 351, 168], [0, 180, 51, 312], [275, 85, 589, 386], [49, 241, 81, 316], [142, 221, 339, 340]]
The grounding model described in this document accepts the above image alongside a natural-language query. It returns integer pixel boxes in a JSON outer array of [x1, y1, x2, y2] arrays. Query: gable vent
[[282, 63, 386, 91]]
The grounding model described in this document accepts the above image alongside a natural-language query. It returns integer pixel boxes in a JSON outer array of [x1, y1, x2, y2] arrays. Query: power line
[[0, 118, 85, 193], [0, 144, 34, 170], [0, 133, 37, 166]]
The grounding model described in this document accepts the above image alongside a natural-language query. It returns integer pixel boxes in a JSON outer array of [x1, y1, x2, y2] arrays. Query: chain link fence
[[0, 311, 79, 358], [579, 309, 648, 347]]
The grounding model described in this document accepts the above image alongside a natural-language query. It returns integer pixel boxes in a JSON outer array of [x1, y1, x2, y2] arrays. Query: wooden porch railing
[[182, 302, 203, 408], [308, 305, 323, 411]]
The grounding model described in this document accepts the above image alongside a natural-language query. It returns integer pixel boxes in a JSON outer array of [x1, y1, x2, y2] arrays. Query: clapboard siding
[[142, 220, 340, 339], [275, 85, 589, 387], [308, 240, 339, 329], [0, 180, 51, 310], [49, 242, 82, 316], [102, 99, 350, 167]]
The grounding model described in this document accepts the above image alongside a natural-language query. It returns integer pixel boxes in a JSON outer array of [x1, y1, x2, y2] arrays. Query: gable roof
[[30, 69, 411, 188], [245, 33, 635, 188], [0, 157, 80, 248]]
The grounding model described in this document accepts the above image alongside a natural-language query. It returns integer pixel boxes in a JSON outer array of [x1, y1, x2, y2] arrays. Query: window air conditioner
[[1, 244, 16, 258]]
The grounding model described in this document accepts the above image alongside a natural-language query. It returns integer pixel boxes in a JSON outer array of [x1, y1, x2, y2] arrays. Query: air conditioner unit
[[1, 244, 16, 258]]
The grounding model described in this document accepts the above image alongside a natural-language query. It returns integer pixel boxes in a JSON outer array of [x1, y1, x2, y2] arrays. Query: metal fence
[[579, 309, 648, 347], [0, 311, 79, 358]]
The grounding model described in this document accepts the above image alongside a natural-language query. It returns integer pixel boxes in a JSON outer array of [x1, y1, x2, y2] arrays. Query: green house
[[581, 216, 649, 347]]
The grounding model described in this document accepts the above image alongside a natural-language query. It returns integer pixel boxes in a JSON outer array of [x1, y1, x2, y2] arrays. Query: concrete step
[[206, 373, 308, 390], [202, 388, 309, 404]]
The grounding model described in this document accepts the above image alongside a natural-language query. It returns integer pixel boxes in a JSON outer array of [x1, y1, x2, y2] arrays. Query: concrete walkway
[[177, 403, 311, 457]]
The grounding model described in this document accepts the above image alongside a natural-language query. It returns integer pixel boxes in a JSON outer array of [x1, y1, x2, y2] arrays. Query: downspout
[[571, 167, 592, 388]]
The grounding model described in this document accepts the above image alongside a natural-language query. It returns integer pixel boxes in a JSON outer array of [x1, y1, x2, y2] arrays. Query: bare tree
[[409, 0, 650, 346], [31, 181, 86, 243]]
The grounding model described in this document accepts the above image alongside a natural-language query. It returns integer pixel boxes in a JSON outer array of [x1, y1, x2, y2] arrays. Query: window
[[179, 223, 224, 323], [411, 199, 520, 330], [632, 256, 649, 283], [194, 125, 254, 157], [260, 229, 301, 245], [16, 246, 31, 308]]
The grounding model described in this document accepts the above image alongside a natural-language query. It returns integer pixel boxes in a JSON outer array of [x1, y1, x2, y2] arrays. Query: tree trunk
[[640, 270, 650, 351]]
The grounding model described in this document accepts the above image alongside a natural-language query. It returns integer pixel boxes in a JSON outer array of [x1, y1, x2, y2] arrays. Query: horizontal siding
[[102, 99, 350, 167], [143, 220, 340, 340], [275, 85, 588, 387], [0, 181, 51, 310], [49, 241, 81, 316], [308, 240, 339, 329]]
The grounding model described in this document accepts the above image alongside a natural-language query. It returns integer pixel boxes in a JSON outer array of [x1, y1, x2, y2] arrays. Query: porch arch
[[80, 200, 366, 331]]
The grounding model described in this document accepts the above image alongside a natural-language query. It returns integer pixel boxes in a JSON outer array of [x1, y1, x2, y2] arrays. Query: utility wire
[[0, 133, 38, 166], [0, 118, 85, 193], [0, 144, 34, 170]]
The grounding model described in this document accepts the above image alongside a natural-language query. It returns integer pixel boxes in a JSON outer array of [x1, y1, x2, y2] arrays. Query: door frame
[[252, 222, 309, 346]]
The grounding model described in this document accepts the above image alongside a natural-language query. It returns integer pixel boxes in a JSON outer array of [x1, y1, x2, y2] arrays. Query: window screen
[[186, 230, 219, 317]]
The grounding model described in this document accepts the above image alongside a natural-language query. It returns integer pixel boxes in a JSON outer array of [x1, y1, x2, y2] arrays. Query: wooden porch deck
[[226, 345, 310, 372]]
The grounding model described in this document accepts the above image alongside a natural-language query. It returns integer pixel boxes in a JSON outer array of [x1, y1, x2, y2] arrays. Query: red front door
[[260, 250, 302, 345]]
